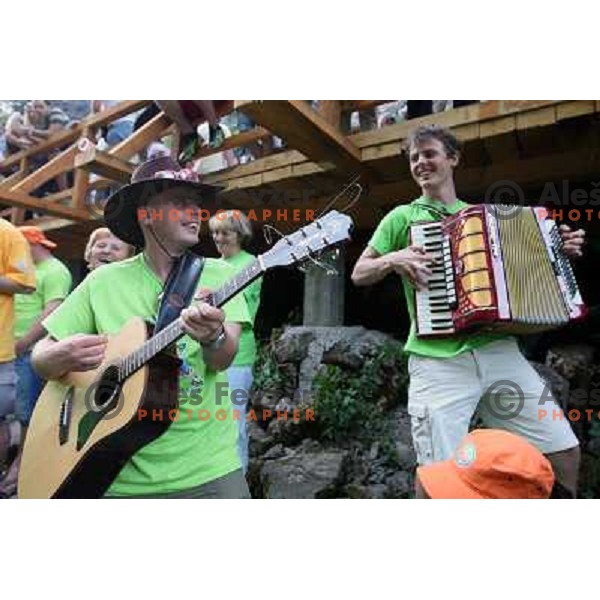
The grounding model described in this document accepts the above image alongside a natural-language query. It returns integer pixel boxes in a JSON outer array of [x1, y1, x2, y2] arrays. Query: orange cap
[[417, 429, 555, 499], [18, 226, 57, 249]]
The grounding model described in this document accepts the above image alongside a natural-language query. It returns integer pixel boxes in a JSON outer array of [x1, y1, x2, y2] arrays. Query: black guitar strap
[[155, 251, 205, 333]]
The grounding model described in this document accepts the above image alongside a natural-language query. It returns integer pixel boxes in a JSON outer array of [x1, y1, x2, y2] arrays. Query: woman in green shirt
[[209, 210, 263, 473], [84, 227, 135, 272]]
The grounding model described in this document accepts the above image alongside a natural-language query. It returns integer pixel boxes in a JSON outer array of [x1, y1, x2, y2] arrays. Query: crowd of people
[[2, 100, 73, 158], [0, 102, 584, 500]]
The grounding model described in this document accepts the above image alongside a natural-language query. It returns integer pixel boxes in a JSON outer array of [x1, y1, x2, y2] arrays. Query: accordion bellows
[[410, 205, 585, 337]]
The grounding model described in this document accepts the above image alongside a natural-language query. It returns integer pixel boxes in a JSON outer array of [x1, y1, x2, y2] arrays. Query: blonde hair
[[208, 210, 253, 246], [84, 227, 135, 265]]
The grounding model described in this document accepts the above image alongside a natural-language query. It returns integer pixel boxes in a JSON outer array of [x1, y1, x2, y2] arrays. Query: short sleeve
[[222, 292, 250, 326], [198, 259, 250, 326], [368, 205, 411, 256], [42, 262, 72, 305], [242, 277, 262, 324], [1, 228, 36, 289], [43, 277, 96, 340]]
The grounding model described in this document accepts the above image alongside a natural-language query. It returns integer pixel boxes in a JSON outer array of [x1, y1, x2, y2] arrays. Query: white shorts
[[407, 338, 579, 465]]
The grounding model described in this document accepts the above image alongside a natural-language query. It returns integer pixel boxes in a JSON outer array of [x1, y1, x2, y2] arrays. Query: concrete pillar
[[303, 248, 345, 326]]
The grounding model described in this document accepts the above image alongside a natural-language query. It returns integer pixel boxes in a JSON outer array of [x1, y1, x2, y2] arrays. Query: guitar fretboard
[[118, 258, 263, 381]]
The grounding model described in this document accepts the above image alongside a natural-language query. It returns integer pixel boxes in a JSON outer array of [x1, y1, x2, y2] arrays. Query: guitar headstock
[[261, 211, 354, 270]]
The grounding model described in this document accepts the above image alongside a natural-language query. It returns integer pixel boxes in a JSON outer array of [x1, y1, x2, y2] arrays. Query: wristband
[[201, 326, 227, 351]]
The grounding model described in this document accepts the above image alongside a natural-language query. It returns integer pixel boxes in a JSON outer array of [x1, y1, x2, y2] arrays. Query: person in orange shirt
[[415, 429, 556, 499], [0, 219, 35, 494]]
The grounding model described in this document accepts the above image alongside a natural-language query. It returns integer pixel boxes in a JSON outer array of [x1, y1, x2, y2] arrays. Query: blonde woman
[[85, 227, 135, 272], [209, 210, 262, 473]]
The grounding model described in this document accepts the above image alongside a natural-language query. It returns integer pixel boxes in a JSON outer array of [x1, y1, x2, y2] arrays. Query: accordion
[[410, 204, 585, 337]]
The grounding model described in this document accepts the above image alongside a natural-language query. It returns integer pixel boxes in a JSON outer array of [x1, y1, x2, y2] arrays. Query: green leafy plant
[[252, 342, 284, 392], [312, 343, 408, 458]]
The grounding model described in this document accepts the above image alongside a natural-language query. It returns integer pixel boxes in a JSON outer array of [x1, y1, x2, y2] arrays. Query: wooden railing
[[0, 99, 289, 226], [0, 99, 468, 228]]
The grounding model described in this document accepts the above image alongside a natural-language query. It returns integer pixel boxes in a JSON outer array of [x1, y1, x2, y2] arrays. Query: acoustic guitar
[[19, 211, 353, 498]]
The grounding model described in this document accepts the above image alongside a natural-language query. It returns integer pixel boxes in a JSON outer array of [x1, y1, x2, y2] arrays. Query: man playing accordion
[[352, 125, 585, 498]]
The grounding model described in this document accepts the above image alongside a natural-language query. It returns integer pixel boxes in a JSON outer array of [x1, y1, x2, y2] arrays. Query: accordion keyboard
[[411, 222, 457, 335]]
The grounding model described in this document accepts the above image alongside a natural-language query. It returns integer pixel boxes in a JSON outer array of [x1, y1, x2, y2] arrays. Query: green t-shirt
[[221, 250, 262, 366], [368, 196, 507, 358], [43, 253, 250, 497], [14, 257, 72, 339]]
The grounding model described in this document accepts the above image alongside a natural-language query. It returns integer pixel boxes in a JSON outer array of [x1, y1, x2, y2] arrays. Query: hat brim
[[103, 179, 222, 247], [417, 462, 485, 499]]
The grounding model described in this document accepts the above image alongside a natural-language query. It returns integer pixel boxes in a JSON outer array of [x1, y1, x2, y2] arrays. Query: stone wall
[[247, 327, 599, 498]]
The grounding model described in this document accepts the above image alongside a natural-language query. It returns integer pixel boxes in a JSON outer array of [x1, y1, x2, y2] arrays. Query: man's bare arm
[[351, 246, 394, 287], [201, 322, 242, 372], [32, 334, 108, 381], [352, 245, 435, 290], [0, 276, 35, 295]]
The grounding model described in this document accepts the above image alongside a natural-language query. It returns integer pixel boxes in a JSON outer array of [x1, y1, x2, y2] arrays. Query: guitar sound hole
[[91, 365, 121, 412]]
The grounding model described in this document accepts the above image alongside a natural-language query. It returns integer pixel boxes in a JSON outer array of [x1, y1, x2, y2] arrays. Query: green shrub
[[312, 343, 408, 453], [253, 342, 284, 392]]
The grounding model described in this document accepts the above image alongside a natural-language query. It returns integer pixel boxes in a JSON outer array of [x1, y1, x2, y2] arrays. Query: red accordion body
[[410, 205, 586, 338]]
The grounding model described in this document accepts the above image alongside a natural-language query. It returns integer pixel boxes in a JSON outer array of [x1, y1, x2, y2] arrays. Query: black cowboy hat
[[104, 155, 221, 247]]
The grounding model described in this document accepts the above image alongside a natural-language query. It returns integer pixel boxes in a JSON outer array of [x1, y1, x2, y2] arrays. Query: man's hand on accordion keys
[[559, 225, 586, 259], [386, 245, 437, 291]]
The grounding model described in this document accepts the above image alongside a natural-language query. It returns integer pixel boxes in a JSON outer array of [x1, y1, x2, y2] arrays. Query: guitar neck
[[120, 257, 264, 379]]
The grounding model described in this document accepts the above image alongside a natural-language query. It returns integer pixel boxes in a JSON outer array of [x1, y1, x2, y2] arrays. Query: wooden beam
[[11, 158, 30, 224], [194, 127, 271, 159], [11, 144, 79, 194], [72, 127, 92, 210], [317, 101, 342, 128], [0, 168, 27, 190], [210, 159, 327, 194], [110, 112, 172, 160], [75, 144, 135, 183], [72, 168, 90, 209], [205, 149, 309, 184], [234, 100, 373, 178], [0, 129, 79, 173], [556, 100, 596, 121], [40, 189, 73, 203], [0, 188, 90, 221], [350, 100, 564, 148]]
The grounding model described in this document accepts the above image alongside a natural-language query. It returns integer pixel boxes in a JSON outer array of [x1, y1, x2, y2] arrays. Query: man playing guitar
[[31, 156, 251, 498]]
